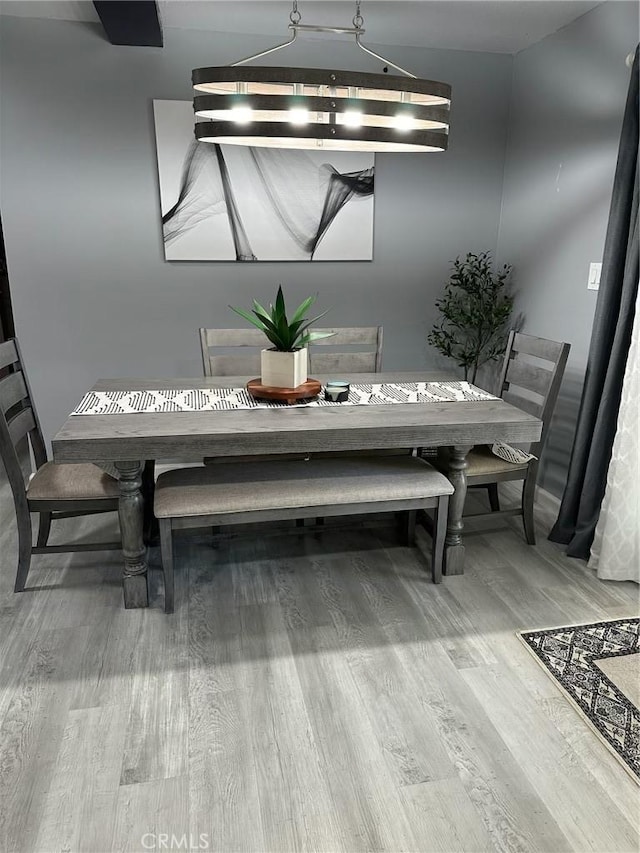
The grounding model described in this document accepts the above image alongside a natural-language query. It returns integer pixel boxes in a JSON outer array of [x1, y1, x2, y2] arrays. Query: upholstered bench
[[154, 456, 454, 612]]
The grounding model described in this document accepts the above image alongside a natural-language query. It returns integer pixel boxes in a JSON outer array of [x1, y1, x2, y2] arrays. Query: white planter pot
[[261, 347, 307, 388]]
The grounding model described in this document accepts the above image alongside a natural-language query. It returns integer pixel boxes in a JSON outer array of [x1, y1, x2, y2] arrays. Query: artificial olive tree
[[428, 252, 514, 384]]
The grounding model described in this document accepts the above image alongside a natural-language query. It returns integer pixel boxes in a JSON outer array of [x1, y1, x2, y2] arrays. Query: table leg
[[115, 460, 148, 608], [444, 445, 472, 576]]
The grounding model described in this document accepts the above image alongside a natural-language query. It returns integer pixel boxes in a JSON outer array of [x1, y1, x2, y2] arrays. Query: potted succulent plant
[[230, 286, 333, 388]]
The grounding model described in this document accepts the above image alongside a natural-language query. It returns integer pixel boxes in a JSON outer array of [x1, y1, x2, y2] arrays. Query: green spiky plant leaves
[[428, 252, 514, 384], [230, 285, 334, 352]]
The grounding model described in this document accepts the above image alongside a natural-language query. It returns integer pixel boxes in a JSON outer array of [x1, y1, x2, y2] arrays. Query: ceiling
[[0, 0, 606, 54]]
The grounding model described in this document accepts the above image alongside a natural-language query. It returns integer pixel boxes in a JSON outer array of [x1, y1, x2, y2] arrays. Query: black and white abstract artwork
[[153, 100, 375, 262]]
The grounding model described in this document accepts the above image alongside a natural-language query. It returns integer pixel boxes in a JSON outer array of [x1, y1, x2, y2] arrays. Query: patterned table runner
[[72, 381, 497, 416]]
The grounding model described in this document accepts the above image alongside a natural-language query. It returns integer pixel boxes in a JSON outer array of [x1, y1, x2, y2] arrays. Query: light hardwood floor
[[0, 464, 638, 853]]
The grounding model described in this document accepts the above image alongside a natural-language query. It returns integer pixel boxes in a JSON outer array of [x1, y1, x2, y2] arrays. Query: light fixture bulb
[[289, 108, 310, 124], [394, 114, 415, 131], [230, 106, 253, 124], [342, 111, 363, 128]]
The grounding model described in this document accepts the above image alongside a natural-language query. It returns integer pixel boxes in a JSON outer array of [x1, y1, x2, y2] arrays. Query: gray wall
[[496, 0, 638, 496], [0, 15, 511, 443]]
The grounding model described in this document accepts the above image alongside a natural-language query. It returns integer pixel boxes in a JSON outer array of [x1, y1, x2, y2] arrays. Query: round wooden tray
[[246, 378, 322, 405]]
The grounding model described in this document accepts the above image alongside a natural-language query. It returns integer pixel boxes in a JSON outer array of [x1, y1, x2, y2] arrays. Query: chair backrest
[[199, 326, 383, 377], [308, 327, 383, 374], [199, 328, 265, 377], [0, 339, 48, 509], [498, 331, 570, 455]]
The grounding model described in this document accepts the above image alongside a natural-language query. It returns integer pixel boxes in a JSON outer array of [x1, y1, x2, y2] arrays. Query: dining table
[[52, 371, 542, 608]]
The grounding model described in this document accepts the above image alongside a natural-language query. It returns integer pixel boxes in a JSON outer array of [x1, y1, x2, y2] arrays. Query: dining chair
[[199, 327, 309, 466], [307, 325, 411, 463], [198, 325, 387, 472], [433, 331, 570, 544], [0, 339, 121, 592], [199, 327, 264, 377], [307, 326, 383, 374]]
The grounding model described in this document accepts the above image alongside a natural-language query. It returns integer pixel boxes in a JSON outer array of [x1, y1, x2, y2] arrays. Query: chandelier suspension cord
[[229, 0, 417, 78]]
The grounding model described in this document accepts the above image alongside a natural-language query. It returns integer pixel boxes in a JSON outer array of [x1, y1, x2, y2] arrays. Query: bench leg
[[159, 518, 175, 614], [431, 495, 448, 584]]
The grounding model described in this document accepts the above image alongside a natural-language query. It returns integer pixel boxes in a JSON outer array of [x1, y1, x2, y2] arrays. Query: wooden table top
[[52, 372, 542, 463]]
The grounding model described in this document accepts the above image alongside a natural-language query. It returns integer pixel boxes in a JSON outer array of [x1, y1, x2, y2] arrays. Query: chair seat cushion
[[154, 456, 453, 519], [27, 462, 120, 501], [434, 445, 530, 478]]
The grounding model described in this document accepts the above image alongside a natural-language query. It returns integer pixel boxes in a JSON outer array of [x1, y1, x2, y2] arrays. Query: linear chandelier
[[192, 1, 451, 152]]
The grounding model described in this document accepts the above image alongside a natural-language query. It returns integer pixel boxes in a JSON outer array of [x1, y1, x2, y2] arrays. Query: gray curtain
[[549, 46, 639, 559]]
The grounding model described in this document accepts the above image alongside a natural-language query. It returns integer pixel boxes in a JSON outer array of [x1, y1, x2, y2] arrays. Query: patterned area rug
[[519, 618, 639, 783]]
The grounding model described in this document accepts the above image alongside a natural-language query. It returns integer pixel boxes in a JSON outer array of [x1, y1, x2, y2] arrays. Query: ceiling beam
[[93, 1, 163, 47]]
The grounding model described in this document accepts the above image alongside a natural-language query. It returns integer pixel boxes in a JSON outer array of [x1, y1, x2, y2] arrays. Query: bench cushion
[[154, 456, 453, 519]]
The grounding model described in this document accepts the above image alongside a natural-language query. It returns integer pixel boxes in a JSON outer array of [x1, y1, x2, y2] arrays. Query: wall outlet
[[588, 262, 602, 290]]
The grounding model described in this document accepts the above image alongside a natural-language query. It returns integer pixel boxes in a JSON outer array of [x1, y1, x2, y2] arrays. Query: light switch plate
[[588, 262, 602, 290]]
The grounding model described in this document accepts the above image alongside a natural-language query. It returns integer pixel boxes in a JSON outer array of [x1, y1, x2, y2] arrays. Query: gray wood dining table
[[52, 371, 542, 608]]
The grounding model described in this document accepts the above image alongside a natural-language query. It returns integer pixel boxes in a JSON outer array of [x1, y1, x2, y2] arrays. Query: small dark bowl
[[324, 388, 350, 403]]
